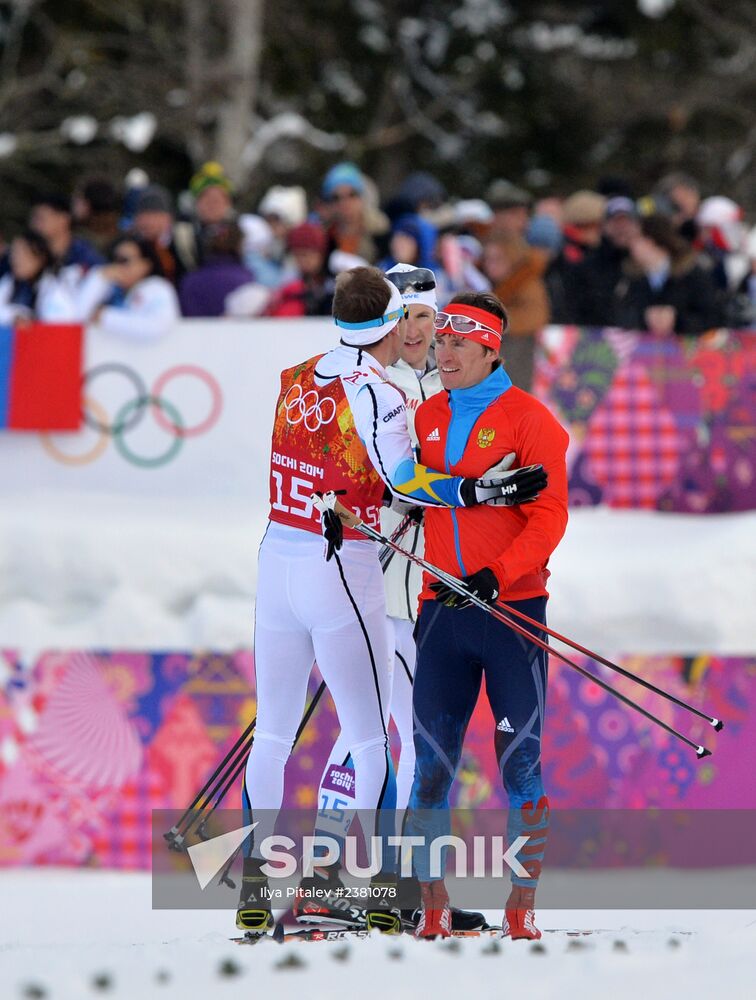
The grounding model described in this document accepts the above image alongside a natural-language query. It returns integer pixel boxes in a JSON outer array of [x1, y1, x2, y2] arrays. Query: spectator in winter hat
[[546, 190, 605, 322], [380, 213, 438, 272], [189, 161, 235, 225], [696, 196, 745, 291], [486, 179, 533, 238], [133, 185, 186, 287], [453, 199, 494, 243], [173, 162, 236, 274], [560, 191, 606, 257], [75, 234, 180, 339], [613, 214, 721, 336], [179, 221, 256, 317], [266, 222, 335, 317], [29, 193, 103, 275], [319, 161, 388, 264], [568, 195, 641, 326], [0, 229, 78, 324], [481, 230, 550, 391], [72, 176, 122, 255], [258, 185, 307, 245]]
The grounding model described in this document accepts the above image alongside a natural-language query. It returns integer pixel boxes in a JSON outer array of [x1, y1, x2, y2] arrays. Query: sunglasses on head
[[387, 267, 437, 294], [434, 312, 500, 337]]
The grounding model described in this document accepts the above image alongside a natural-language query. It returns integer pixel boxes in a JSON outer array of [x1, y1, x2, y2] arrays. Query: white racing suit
[[315, 355, 443, 841]]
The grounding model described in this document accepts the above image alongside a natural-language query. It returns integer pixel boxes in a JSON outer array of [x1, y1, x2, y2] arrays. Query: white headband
[[335, 279, 406, 346]]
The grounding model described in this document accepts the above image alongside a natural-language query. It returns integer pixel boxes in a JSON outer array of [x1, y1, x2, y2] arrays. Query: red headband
[[438, 303, 505, 349]]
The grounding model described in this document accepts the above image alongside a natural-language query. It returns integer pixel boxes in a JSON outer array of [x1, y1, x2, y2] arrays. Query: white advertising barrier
[[0, 318, 753, 652], [2, 319, 336, 498]]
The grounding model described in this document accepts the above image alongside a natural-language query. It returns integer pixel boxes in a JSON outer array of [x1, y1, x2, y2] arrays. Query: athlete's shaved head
[[333, 266, 391, 324]]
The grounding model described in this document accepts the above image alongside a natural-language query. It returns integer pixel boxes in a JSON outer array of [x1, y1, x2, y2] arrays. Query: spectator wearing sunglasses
[[318, 162, 389, 264], [75, 234, 180, 338]]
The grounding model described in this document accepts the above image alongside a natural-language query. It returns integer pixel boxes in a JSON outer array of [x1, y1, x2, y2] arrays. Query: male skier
[[405, 291, 569, 940]]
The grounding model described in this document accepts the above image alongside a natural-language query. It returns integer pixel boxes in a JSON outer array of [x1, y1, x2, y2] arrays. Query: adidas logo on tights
[[496, 717, 514, 733]]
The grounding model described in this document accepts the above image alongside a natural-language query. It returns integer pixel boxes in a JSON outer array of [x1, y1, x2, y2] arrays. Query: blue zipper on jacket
[[443, 366, 513, 576]]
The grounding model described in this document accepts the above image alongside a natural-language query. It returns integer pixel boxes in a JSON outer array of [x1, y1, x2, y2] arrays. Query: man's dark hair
[[640, 214, 688, 261], [201, 221, 243, 261], [13, 229, 55, 272], [110, 233, 165, 278], [30, 193, 72, 216], [81, 177, 121, 214], [449, 291, 509, 333], [333, 266, 391, 324]]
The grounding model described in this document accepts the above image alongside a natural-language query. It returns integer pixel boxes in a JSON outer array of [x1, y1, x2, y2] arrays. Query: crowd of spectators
[[1, 160, 754, 388]]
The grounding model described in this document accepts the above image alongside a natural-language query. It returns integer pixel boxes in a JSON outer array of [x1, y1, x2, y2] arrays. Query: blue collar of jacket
[[445, 364, 512, 466]]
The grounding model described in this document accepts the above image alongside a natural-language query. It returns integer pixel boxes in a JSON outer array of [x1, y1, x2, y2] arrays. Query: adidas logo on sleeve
[[496, 717, 514, 733], [426, 427, 440, 442]]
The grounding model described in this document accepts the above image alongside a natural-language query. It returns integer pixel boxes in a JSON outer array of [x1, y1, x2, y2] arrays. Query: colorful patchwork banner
[[534, 327, 756, 512], [0, 323, 83, 430], [0, 651, 753, 869]]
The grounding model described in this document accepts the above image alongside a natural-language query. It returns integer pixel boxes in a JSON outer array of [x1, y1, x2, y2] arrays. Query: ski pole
[[314, 494, 718, 758], [166, 680, 327, 851], [379, 511, 418, 572], [493, 598, 722, 731], [326, 494, 722, 730], [164, 717, 257, 849], [194, 680, 327, 847], [216, 678, 328, 889]]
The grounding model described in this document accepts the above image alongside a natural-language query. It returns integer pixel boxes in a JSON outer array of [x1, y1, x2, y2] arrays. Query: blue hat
[[526, 214, 563, 253], [322, 162, 365, 199]]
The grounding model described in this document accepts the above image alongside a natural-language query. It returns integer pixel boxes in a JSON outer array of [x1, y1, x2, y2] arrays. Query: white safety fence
[[0, 319, 753, 653]]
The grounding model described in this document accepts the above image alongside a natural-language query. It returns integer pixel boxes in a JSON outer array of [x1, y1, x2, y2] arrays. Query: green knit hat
[[189, 161, 233, 198]]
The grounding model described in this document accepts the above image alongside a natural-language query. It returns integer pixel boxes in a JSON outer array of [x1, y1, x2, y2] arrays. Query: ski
[[230, 924, 655, 944]]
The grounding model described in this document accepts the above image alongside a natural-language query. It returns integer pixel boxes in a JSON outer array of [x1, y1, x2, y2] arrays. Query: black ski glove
[[459, 464, 547, 507], [430, 567, 500, 609], [317, 489, 346, 561]]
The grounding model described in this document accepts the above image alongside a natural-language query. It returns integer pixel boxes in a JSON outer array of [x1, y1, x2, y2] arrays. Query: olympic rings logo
[[283, 383, 336, 432], [40, 363, 223, 468]]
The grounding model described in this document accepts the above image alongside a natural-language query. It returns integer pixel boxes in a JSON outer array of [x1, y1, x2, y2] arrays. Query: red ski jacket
[[415, 382, 569, 605]]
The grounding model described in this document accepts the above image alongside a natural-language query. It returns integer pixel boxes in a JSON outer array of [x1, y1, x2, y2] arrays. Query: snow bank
[[0, 493, 753, 652]]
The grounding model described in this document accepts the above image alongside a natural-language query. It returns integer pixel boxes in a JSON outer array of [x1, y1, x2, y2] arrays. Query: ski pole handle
[[311, 491, 363, 529]]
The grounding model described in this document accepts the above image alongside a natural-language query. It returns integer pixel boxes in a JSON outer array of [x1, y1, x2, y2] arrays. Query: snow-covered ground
[[1, 497, 754, 653], [0, 870, 754, 1000]]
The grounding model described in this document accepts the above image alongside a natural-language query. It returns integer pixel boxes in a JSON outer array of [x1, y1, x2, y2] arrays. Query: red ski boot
[[414, 880, 452, 939], [502, 885, 542, 940]]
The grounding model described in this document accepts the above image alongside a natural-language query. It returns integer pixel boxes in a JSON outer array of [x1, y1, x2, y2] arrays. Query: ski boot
[[293, 864, 363, 928], [400, 874, 488, 933], [502, 885, 541, 940], [414, 880, 452, 939], [235, 857, 274, 937], [365, 872, 402, 934]]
